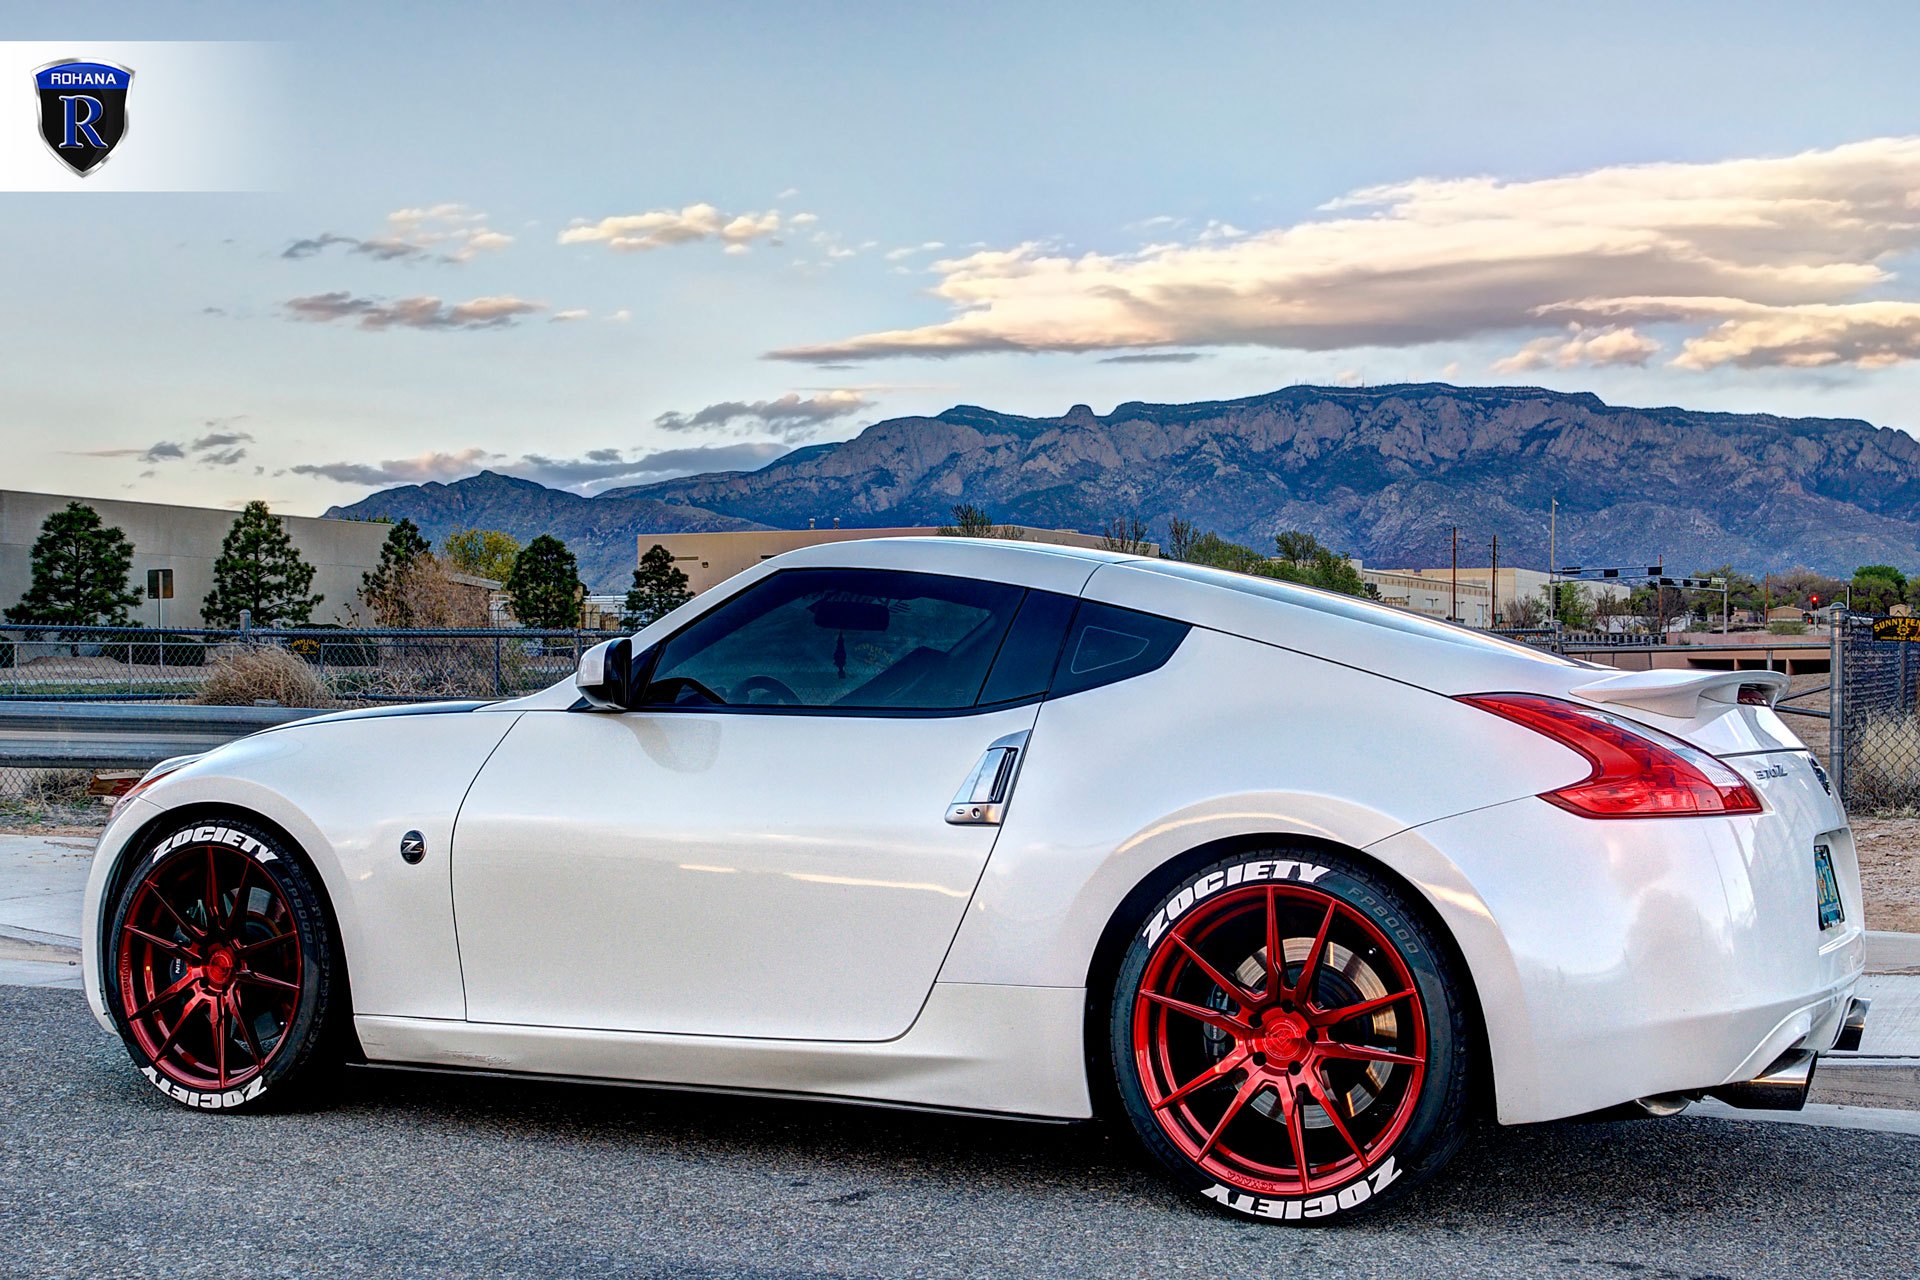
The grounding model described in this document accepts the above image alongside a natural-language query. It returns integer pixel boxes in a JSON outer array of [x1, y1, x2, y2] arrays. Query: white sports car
[[80, 537, 1868, 1221]]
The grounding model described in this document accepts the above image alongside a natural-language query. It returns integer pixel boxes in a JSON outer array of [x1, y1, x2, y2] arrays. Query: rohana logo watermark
[[34, 59, 133, 176]]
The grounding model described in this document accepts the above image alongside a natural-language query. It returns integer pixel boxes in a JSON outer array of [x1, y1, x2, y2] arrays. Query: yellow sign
[[1871, 616, 1920, 641]]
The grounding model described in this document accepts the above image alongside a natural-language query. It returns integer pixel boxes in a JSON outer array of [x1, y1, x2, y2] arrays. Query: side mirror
[[576, 637, 634, 710]]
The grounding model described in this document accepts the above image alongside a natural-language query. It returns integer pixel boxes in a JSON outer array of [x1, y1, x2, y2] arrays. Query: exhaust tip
[[1834, 997, 1871, 1053], [1707, 1048, 1816, 1111]]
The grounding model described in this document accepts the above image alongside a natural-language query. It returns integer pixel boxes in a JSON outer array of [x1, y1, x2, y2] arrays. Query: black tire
[[105, 816, 344, 1111], [1109, 845, 1475, 1222]]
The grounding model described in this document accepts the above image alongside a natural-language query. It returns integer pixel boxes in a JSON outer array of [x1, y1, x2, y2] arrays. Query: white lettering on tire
[[1143, 859, 1330, 946], [1199, 1156, 1401, 1220], [140, 1064, 266, 1109], [152, 825, 275, 863]]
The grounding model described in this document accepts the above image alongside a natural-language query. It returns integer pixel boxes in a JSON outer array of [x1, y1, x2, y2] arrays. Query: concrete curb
[[1868, 930, 1920, 975]]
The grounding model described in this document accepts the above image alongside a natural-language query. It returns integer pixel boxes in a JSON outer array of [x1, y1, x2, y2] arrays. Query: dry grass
[[0, 768, 101, 829], [1846, 715, 1920, 812], [195, 644, 333, 708]]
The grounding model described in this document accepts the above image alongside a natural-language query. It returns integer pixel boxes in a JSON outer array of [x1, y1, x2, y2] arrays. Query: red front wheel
[[107, 817, 343, 1110], [1110, 847, 1475, 1222]]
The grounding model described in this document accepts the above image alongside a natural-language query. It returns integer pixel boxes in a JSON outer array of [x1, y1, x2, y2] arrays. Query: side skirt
[[353, 981, 1094, 1121]]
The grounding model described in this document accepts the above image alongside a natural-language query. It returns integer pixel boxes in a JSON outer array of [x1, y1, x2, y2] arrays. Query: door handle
[[946, 730, 1030, 826]]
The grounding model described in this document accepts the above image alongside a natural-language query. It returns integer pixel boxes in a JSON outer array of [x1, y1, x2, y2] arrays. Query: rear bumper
[[1367, 788, 1866, 1124]]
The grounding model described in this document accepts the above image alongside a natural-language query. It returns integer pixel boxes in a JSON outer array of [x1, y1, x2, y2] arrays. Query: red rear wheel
[[108, 818, 340, 1109], [1112, 848, 1473, 1221]]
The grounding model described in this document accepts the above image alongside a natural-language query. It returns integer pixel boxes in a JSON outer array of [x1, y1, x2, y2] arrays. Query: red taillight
[[1459, 692, 1763, 819], [1737, 685, 1772, 706]]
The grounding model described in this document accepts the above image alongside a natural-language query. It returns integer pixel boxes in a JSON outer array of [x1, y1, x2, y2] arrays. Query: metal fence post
[[1830, 606, 1846, 806], [494, 634, 503, 697]]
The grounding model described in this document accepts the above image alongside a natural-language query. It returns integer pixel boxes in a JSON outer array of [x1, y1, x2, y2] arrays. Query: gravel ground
[[4, 987, 1918, 1280], [1853, 816, 1920, 933]]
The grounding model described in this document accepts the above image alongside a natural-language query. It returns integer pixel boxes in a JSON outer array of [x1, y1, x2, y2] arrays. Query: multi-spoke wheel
[[1111, 848, 1473, 1222], [107, 818, 341, 1110]]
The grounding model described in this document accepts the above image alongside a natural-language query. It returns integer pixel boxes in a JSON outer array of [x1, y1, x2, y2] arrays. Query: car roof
[[758, 535, 1585, 690]]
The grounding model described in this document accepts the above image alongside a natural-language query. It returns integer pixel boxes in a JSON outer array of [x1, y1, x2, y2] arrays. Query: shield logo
[[34, 59, 133, 176]]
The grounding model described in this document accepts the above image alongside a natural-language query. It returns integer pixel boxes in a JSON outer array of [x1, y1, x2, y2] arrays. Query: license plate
[[1814, 843, 1845, 930]]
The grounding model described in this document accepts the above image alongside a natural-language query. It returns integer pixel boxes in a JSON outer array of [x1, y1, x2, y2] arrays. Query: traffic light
[[1811, 594, 1821, 608]]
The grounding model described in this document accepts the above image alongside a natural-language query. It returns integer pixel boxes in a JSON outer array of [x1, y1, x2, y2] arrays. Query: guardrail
[[0, 702, 329, 771]]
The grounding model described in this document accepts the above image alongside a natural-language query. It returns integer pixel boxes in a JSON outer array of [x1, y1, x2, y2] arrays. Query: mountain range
[[327, 382, 1920, 591]]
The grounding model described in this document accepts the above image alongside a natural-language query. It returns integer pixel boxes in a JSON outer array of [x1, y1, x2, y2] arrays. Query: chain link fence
[[0, 623, 622, 820], [1836, 613, 1920, 812]]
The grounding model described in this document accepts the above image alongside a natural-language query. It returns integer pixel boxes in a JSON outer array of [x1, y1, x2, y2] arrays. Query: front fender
[[79, 710, 522, 1028]]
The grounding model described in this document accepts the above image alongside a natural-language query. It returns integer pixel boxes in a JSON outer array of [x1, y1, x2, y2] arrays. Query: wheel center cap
[[1257, 1011, 1310, 1063], [204, 945, 237, 989]]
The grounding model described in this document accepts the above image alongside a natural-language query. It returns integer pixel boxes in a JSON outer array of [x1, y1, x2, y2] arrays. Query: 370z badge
[[34, 59, 132, 176]]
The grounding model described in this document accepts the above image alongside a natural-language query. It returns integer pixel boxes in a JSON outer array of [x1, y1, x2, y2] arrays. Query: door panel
[[452, 703, 1038, 1040]]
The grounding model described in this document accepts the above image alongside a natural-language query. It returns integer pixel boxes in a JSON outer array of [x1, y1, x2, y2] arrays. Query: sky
[[8, 1, 1920, 515]]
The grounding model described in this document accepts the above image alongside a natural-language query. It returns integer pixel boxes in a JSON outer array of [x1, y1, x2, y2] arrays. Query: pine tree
[[360, 519, 431, 626], [503, 534, 582, 628], [2, 502, 142, 626], [623, 543, 694, 628], [202, 500, 324, 627]]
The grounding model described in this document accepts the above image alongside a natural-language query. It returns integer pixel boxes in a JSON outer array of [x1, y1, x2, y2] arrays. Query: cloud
[[549, 308, 590, 322], [142, 441, 185, 462], [653, 389, 874, 440], [509, 443, 792, 491], [281, 233, 356, 260], [284, 292, 547, 331], [192, 429, 254, 449], [558, 203, 784, 253], [1097, 352, 1209, 364], [289, 442, 791, 494], [282, 204, 514, 265], [767, 136, 1920, 373], [291, 448, 502, 486], [1542, 295, 1920, 370], [198, 446, 248, 467], [1492, 323, 1661, 372]]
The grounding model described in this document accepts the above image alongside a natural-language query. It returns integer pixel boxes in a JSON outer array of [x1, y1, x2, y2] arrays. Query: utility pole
[[1548, 498, 1558, 633], [1450, 526, 1458, 623], [1490, 534, 1500, 629]]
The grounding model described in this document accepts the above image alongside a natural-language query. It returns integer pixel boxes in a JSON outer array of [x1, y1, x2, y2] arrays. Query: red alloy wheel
[[115, 844, 305, 1093], [1131, 881, 1429, 1198]]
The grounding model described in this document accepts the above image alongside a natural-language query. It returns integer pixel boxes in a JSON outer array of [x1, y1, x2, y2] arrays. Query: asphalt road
[[4, 987, 1918, 1280]]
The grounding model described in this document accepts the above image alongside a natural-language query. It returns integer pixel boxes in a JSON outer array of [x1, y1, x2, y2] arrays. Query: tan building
[[1363, 565, 1628, 628], [1, 488, 391, 628], [640, 526, 1142, 595]]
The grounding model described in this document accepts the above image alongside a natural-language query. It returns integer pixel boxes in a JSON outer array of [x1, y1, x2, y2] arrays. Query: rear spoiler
[[1569, 668, 1790, 719]]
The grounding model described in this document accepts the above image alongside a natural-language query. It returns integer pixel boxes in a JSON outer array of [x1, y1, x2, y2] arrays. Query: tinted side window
[[976, 589, 1077, 706], [1048, 601, 1189, 699], [640, 568, 1024, 711]]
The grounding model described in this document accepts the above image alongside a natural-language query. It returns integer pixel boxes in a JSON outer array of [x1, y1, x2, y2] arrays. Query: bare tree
[[1504, 593, 1544, 629], [937, 503, 1025, 540], [1100, 515, 1152, 555], [1164, 517, 1199, 561]]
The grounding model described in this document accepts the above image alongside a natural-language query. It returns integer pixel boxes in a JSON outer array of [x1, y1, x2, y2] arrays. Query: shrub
[[1768, 620, 1807, 635], [1846, 714, 1920, 811], [0, 768, 99, 826], [195, 644, 333, 708]]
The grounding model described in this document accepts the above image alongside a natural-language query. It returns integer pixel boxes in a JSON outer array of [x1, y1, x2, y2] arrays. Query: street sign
[[146, 568, 173, 600], [1871, 616, 1920, 642]]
